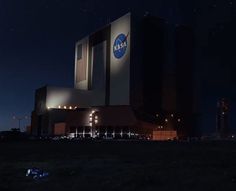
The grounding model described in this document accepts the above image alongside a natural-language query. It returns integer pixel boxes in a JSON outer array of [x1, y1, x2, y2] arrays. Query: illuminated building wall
[[74, 38, 89, 90], [109, 13, 131, 105], [153, 130, 177, 141], [73, 13, 176, 112], [74, 13, 131, 106], [45, 86, 92, 109], [31, 12, 195, 139]]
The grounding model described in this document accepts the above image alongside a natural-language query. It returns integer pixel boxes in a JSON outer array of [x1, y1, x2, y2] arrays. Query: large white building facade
[[31, 13, 196, 140]]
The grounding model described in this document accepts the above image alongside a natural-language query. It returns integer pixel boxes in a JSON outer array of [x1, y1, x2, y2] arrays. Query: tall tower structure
[[216, 98, 229, 138]]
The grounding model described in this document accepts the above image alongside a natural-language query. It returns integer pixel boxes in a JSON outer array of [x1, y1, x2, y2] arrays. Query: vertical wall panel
[[74, 37, 89, 90], [110, 13, 131, 105]]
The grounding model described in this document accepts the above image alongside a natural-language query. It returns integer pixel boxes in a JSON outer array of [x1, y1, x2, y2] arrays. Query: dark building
[[31, 13, 195, 140], [216, 98, 230, 138], [175, 25, 195, 137]]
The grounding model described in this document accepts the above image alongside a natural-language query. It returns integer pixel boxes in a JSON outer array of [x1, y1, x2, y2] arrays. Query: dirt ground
[[1, 140, 236, 191]]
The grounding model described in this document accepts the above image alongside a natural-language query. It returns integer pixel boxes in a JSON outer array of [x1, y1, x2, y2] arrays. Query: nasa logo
[[113, 33, 128, 59]]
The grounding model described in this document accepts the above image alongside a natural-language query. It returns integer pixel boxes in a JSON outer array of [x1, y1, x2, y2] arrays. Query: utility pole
[[13, 116, 28, 132]]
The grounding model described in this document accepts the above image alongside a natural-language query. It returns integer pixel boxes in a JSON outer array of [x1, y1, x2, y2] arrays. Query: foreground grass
[[1, 140, 236, 191]]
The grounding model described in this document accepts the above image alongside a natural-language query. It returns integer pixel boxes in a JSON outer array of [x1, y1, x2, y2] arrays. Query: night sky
[[0, 0, 235, 134]]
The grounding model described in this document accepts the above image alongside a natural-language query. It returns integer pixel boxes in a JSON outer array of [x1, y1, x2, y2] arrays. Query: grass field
[[1, 140, 236, 191]]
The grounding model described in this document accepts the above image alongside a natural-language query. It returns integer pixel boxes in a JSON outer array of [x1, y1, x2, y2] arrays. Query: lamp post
[[13, 116, 28, 132], [89, 110, 99, 138]]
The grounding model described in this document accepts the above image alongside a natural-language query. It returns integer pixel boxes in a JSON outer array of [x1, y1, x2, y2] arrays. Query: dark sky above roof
[[0, 0, 235, 133]]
